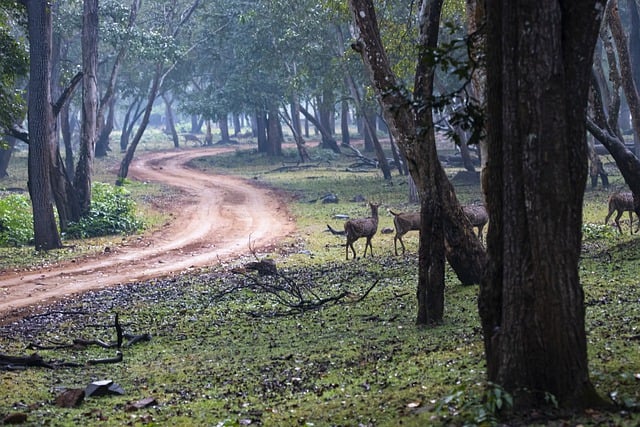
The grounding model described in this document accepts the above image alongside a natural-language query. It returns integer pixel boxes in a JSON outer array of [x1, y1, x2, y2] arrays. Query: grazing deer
[[605, 192, 637, 234], [462, 204, 489, 243], [344, 202, 379, 260], [389, 210, 420, 255]]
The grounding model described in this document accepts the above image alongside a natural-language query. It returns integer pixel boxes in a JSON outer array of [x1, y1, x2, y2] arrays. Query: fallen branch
[[87, 351, 123, 365]]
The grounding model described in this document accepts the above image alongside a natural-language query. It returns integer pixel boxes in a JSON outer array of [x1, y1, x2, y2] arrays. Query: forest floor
[[0, 146, 296, 323]]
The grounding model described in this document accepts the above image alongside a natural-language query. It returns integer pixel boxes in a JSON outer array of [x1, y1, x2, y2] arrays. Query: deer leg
[[615, 211, 624, 234], [630, 212, 634, 235], [394, 233, 406, 256], [605, 208, 614, 226], [364, 237, 373, 257]]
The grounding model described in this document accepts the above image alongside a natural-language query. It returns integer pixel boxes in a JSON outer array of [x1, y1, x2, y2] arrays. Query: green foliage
[[434, 382, 513, 426], [0, 0, 28, 131], [0, 193, 33, 246], [583, 222, 616, 241], [65, 182, 144, 239]]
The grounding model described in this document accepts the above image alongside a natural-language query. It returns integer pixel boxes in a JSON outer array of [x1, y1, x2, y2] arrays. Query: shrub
[[0, 193, 34, 246], [65, 182, 144, 239]]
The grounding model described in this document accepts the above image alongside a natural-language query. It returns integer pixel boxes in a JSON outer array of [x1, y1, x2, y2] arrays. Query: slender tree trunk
[[74, 0, 98, 216], [117, 67, 161, 183], [256, 110, 268, 153], [299, 105, 341, 153], [162, 93, 179, 148], [341, 97, 350, 146], [96, 95, 116, 157], [608, 0, 640, 156]]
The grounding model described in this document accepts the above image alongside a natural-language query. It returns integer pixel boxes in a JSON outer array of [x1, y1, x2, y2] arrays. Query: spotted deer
[[389, 204, 489, 255], [462, 204, 489, 243], [344, 202, 379, 260], [605, 192, 637, 234], [389, 210, 420, 255]]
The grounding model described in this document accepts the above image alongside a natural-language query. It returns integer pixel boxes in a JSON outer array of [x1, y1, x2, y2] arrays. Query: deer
[[462, 204, 489, 243], [389, 204, 489, 255], [605, 192, 638, 234], [389, 210, 420, 255], [344, 202, 379, 260]]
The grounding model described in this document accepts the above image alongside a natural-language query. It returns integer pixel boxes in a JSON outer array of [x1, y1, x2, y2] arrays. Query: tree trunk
[[0, 136, 16, 178], [299, 105, 341, 153], [480, 0, 605, 410], [162, 93, 179, 148], [23, 0, 62, 250], [117, 67, 161, 183], [219, 115, 230, 143], [256, 110, 268, 153], [74, 0, 98, 217], [341, 97, 350, 146], [608, 0, 640, 157], [96, 95, 116, 157], [266, 105, 282, 156], [349, 0, 487, 302], [466, 0, 488, 190]]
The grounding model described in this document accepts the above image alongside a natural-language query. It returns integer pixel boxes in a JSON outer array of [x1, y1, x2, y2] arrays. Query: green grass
[[1, 139, 639, 426]]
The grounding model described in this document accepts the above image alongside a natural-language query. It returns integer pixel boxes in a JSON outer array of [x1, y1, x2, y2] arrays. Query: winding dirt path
[[0, 147, 295, 320]]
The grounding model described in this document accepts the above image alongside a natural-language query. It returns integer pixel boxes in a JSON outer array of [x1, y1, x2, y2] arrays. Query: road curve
[[0, 147, 295, 319]]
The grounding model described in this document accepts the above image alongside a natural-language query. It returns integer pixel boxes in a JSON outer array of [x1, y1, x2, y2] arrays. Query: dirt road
[[0, 147, 295, 320]]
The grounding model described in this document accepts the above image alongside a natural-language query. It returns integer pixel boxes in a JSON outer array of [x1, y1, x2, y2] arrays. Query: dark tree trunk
[[341, 97, 350, 146], [481, 0, 605, 411], [299, 105, 341, 153], [162, 93, 179, 148], [256, 110, 268, 153], [22, 0, 62, 250], [95, 95, 116, 157], [219, 115, 230, 143], [266, 105, 282, 156], [608, 0, 640, 157], [74, 0, 98, 217]]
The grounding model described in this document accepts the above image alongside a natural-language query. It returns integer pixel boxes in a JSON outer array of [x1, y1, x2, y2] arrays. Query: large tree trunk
[[74, 0, 98, 217], [219, 115, 230, 143], [266, 105, 282, 156], [22, 0, 62, 250], [480, 0, 605, 411]]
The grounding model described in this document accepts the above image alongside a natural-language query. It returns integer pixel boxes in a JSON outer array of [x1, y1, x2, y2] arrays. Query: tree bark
[[349, 0, 487, 310], [74, 0, 98, 216], [607, 0, 640, 156], [117, 67, 162, 183], [480, 0, 605, 410], [21, 0, 62, 250], [162, 93, 180, 148]]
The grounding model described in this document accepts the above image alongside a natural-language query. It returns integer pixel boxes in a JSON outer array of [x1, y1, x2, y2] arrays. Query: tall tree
[[479, 0, 606, 411], [20, 0, 62, 250], [349, 0, 487, 324], [75, 0, 98, 216]]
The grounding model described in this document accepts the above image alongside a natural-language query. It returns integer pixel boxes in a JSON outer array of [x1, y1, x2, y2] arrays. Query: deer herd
[[332, 191, 637, 260]]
